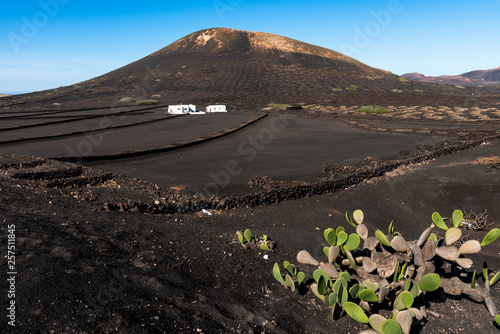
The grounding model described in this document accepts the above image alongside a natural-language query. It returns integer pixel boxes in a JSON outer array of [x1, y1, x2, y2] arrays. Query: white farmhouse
[[168, 104, 196, 114], [206, 105, 227, 113], [189, 110, 206, 115]]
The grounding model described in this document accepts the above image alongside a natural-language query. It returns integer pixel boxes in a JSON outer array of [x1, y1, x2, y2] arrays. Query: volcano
[[100, 27, 401, 106], [4, 28, 490, 110]]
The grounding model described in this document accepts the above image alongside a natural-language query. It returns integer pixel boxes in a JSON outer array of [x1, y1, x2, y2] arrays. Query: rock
[[117, 203, 128, 212], [103, 202, 114, 211]]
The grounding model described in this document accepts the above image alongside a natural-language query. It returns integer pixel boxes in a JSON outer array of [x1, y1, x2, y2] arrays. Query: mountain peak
[[96, 28, 407, 108], [150, 28, 353, 63]]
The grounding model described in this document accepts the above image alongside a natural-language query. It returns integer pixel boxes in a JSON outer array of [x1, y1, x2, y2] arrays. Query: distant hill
[[403, 67, 500, 86], [0, 93, 12, 98]]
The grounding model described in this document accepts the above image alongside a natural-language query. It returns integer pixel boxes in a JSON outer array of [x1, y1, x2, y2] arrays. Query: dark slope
[[101, 28, 399, 106]]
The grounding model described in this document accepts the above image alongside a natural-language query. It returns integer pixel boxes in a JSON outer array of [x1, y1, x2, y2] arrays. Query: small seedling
[[273, 262, 305, 292], [236, 229, 274, 251]]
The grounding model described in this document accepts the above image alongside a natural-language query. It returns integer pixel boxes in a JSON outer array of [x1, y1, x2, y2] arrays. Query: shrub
[[118, 97, 136, 103], [271, 104, 291, 110], [346, 85, 358, 91], [357, 105, 389, 114], [333, 88, 343, 92], [135, 99, 159, 106]]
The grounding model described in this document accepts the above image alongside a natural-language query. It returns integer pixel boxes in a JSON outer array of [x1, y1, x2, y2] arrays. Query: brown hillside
[[102, 28, 399, 106]]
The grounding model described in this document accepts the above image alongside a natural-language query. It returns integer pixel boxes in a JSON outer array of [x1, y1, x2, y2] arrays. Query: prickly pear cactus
[[273, 209, 500, 334]]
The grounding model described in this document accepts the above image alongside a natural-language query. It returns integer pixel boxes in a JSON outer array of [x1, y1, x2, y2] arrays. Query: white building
[[168, 104, 196, 114], [189, 110, 206, 115], [206, 105, 227, 113]]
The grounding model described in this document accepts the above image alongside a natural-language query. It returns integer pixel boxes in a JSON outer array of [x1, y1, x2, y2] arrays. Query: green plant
[[236, 229, 273, 251], [346, 85, 358, 91], [271, 104, 291, 110], [273, 209, 500, 333], [357, 105, 389, 114], [481, 228, 500, 247], [135, 99, 159, 106], [391, 89, 403, 93], [333, 87, 342, 92], [273, 262, 305, 292]]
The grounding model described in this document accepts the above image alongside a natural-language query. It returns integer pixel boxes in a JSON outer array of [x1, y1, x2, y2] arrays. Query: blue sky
[[1, 0, 499, 94]]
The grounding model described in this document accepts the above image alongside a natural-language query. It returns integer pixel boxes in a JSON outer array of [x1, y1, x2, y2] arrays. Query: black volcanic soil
[[0, 106, 499, 333], [1, 138, 500, 334]]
